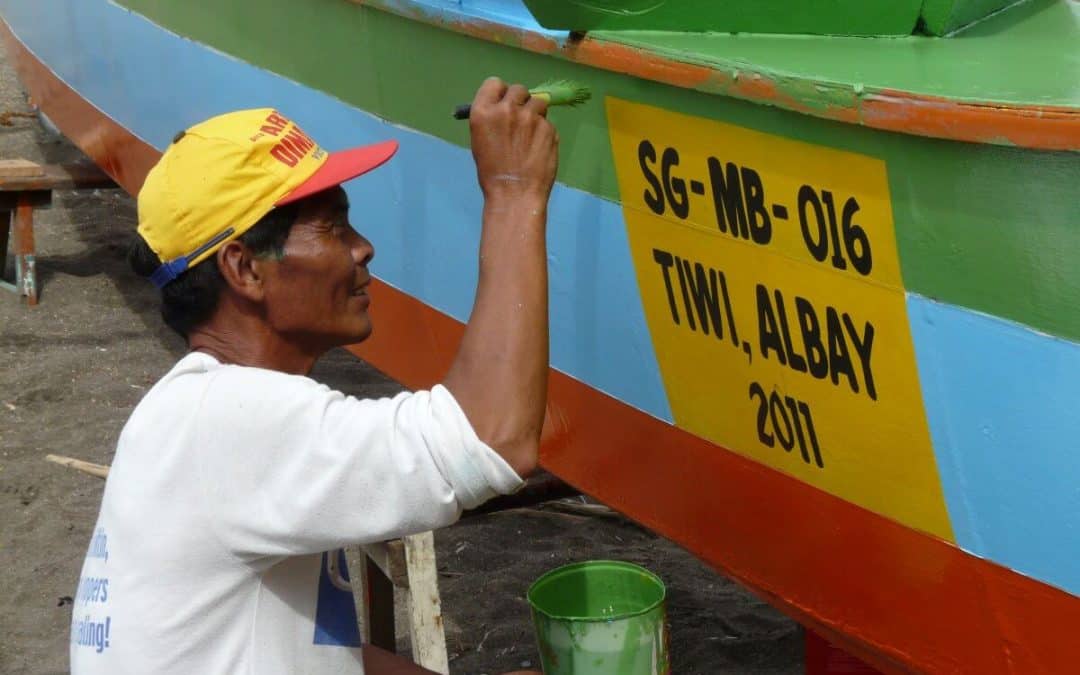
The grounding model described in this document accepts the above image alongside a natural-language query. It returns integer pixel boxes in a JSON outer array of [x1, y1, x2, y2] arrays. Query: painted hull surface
[[4, 0, 1078, 671]]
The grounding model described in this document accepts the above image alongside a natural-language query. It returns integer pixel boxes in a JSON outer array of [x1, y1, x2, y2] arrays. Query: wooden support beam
[[0, 208, 10, 278], [403, 532, 449, 674], [13, 194, 36, 304]]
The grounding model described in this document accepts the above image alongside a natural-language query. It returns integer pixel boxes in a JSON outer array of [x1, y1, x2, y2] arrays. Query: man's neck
[[187, 301, 322, 375]]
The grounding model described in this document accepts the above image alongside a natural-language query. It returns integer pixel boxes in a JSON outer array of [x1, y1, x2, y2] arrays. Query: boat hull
[[4, 1, 1078, 672]]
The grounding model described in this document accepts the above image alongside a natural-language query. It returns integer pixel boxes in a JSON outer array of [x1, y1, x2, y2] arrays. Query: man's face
[[259, 187, 375, 350]]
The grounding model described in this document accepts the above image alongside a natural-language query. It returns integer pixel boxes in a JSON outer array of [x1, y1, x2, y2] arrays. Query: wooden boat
[[3, 0, 1076, 671]]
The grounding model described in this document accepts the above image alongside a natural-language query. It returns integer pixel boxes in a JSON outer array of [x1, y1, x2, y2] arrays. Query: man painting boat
[[70, 78, 552, 675]]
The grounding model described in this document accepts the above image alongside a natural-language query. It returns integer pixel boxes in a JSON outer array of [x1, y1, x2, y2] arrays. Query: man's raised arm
[[441, 77, 559, 477]]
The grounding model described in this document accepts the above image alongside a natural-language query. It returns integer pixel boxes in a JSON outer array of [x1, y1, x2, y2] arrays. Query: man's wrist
[[482, 188, 550, 217]]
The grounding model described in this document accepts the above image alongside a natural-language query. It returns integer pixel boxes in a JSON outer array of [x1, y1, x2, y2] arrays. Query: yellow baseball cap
[[137, 108, 398, 288]]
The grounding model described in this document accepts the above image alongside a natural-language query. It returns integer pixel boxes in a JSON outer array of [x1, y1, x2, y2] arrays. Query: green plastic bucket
[[527, 561, 669, 674]]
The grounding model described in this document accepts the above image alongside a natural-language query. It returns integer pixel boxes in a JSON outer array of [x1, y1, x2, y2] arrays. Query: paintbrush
[[453, 80, 591, 119]]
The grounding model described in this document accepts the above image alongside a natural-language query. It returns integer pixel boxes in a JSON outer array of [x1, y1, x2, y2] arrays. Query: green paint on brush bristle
[[451, 80, 590, 119], [530, 80, 591, 108]]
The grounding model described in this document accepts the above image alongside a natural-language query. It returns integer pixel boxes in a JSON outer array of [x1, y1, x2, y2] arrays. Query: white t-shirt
[[70, 352, 523, 674]]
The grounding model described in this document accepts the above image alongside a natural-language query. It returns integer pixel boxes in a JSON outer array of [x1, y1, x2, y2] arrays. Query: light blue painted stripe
[[380, 0, 568, 40], [909, 294, 1080, 597], [0, 0, 672, 421]]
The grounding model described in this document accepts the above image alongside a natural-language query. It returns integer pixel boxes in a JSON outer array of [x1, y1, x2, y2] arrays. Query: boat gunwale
[[353, 0, 1080, 152]]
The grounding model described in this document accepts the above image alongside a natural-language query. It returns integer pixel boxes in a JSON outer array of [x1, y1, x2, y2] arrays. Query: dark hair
[[129, 203, 300, 337]]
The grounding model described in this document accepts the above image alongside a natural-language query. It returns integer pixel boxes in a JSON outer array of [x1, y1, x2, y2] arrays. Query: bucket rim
[[526, 560, 666, 623]]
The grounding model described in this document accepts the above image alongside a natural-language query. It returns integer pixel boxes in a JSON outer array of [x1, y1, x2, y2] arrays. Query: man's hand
[[469, 77, 558, 204], [443, 78, 560, 479]]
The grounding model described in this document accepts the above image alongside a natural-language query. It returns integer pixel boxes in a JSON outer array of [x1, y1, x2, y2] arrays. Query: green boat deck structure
[[522, 0, 1021, 36]]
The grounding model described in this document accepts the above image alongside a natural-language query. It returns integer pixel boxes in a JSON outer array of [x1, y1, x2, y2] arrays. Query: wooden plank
[[0, 159, 44, 178], [0, 162, 117, 192], [403, 532, 449, 675]]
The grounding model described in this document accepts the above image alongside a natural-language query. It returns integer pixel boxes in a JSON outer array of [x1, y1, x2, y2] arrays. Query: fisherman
[[69, 78, 554, 675]]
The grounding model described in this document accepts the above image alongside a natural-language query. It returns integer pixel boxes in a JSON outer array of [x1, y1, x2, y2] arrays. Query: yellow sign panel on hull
[[606, 97, 953, 541]]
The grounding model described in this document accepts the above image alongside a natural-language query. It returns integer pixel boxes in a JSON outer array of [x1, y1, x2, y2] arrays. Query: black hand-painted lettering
[[748, 383, 825, 469], [681, 259, 724, 339], [652, 248, 680, 325], [785, 397, 811, 464], [798, 400, 825, 468], [718, 271, 739, 348], [741, 166, 772, 244], [825, 307, 859, 395], [773, 290, 807, 373], [749, 382, 774, 447], [799, 185, 873, 276], [821, 190, 847, 270], [708, 158, 748, 237], [798, 185, 828, 262], [841, 197, 872, 275], [674, 255, 697, 331], [769, 391, 795, 451], [795, 296, 829, 379], [638, 140, 664, 215], [661, 147, 690, 219], [844, 314, 877, 400], [755, 284, 786, 365]]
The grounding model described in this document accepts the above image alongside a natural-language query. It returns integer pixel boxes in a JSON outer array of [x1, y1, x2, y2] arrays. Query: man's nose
[[351, 230, 374, 266]]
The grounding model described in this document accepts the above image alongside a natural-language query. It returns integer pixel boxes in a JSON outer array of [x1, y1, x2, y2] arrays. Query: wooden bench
[[0, 159, 119, 305]]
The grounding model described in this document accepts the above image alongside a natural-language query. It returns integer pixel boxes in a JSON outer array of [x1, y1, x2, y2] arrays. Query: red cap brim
[[275, 139, 399, 206]]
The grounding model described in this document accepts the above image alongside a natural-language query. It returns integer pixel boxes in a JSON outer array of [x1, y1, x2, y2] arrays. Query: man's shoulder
[[132, 352, 338, 427]]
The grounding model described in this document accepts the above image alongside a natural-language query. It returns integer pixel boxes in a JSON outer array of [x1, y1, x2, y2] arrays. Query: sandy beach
[[0, 41, 801, 674]]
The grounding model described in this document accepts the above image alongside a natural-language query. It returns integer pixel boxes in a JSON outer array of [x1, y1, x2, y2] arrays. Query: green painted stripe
[[119, 0, 1080, 343]]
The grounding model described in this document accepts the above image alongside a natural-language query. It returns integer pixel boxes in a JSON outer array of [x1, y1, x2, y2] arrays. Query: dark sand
[[0, 42, 801, 674]]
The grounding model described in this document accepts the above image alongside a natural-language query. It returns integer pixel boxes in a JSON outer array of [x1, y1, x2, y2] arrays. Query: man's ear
[[216, 240, 267, 302]]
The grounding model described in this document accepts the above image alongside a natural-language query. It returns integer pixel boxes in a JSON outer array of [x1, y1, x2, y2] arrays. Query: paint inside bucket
[[527, 560, 668, 674]]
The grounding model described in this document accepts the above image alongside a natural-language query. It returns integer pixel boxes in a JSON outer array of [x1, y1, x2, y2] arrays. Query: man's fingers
[[473, 77, 508, 106], [523, 95, 549, 118], [504, 83, 531, 106]]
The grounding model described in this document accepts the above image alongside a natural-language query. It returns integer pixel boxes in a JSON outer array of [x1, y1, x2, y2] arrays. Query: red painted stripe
[[7, 20, 1077, 673]]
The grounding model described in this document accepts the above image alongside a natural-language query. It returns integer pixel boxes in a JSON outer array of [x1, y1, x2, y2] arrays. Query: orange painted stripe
[[356, 0, 1080, 151], [8, 21, 1078, 673]]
